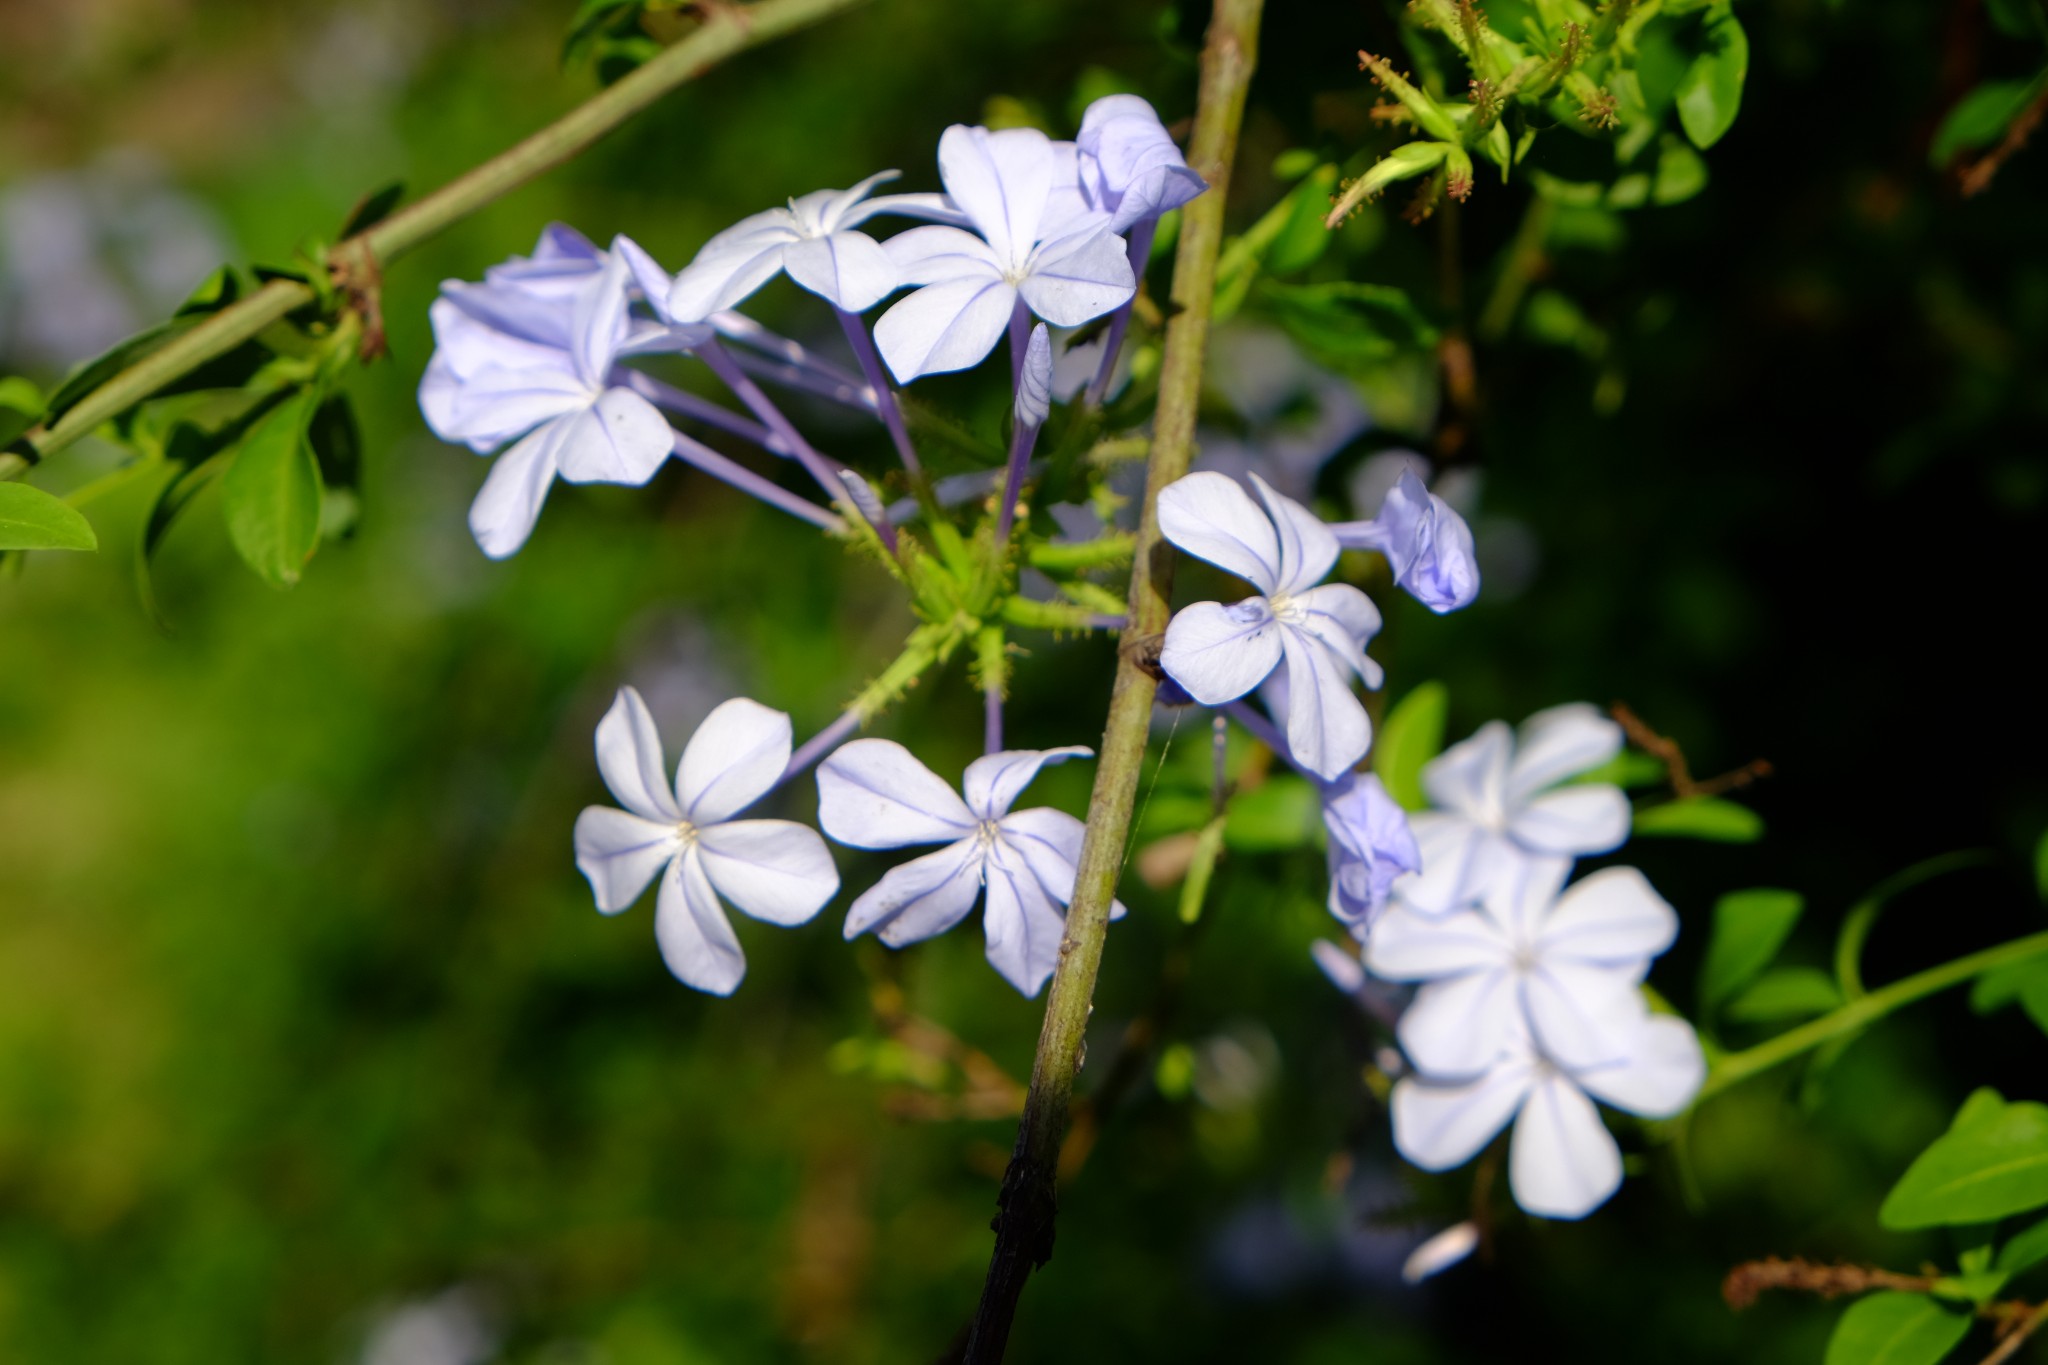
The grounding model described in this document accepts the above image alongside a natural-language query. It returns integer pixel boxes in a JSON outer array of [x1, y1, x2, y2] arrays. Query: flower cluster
[[1340, 706, 1706, 1220], [426, 99, 1207, 998]]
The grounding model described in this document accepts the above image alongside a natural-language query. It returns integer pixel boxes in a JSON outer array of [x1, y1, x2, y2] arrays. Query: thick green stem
[[0, 0, 867, 482], [1695, 930, 2048, 1104], [958, 2, 1263, 1358]]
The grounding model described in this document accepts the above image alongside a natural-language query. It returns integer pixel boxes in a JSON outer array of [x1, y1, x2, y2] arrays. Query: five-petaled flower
[[816, 740, 1120, 996], [1390, 1009, 1704, 1220], [419, 244, 680, 559], [875, 125, 1136, 382], [573, 688, 840, 995], [1156, 471, 1384, 781], [667, 171, 958, 321], [1366, 858, 1678, 1078], [1329, 468, 1480, 614], [1399, 703, 1632, 915]]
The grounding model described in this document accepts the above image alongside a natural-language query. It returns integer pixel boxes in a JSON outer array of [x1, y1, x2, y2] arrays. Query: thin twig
[[1, 0, 868, 481], [1958, 81, 2048, 197], [957, 3, 1263, 1359], [1980, 1301, 2048, 1365], [1611, 700, 1772, 799]]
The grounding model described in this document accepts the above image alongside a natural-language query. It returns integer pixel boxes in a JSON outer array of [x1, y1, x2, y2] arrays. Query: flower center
[[674, 819, 700, 849], [1268, 592, 1305, 626]]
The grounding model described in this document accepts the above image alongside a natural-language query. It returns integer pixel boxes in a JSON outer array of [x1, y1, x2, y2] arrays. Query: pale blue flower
[[1330, 469, 1480, 613], [1323, 770, 1421, 935]]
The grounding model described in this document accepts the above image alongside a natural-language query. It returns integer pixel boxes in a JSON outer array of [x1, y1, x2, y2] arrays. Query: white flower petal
[[1158, 599, 1283, 705], [1577, 1014, 1706, 1118], [872, 276, 1019, 381], [782, 230, 899, 314], [445, 364, 590, 444], [572, 807, 680, 913], [469, 417, 569, 559], [1249, 472, 1338, 594], [1401, 1222, 1480, 1284], [842, 838, 986, 944], [1396, 815, 1490, 916], [1276, 627, 1372, 782], [1015, 322, 1053, 428], [610, 234, 674, 317], [593, 685, 682, 822], [1506, 703, 1624, 803], [1286, 583, 1383, 687], [997, 807, 1127, 919], [817, 739, 976, 848], [553, 388, 673, 486], [1484, 854, 1575, 943], [1016, 230, 1135, 326], [1509, 784, 1632, 856], [1156, 471, 1282, 591], [1363, 903, 1512, 980], [962, 747, 1091, 821], [1521, 961, 1648, 1070], [675, 697, 792, 825], [1509, 1072, 1623, 1219], [808, 169, 902, 232], [1391, 1059, 1535, 1171], [880, 225, 1005, 286], [427, 295, 567, 380], [654, 849, 747, 995], [696, 819, 839, 926], [1420, 721, 1514, 826], [667, 240, 793, 323], [1397, 970, 1521, 1078], [1312, 938, 1368, 995], [982, 836, 1070, 997], [937, 124, 1052, 268], [1537, 866, 1677, 963], [570, 253, 633, 390]]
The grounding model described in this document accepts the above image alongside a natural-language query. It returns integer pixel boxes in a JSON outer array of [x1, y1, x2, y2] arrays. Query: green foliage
[[0, 375, 40, 449], [1632, 795, 1763, 842], [1698, 888, 1804, 1014], [1372, 681, 1449, 811], [221, 389, 324, 589], [1723, 966, 1842, 1025], [1179, 815, 1229, 924], [1881, 1090, 2048, 1229], [1931, 77, 2046, 167], [337, 181, 405, 238], [1673, 5, 1749, 149], [1224, 775, 1322, 853], [1996, 1217, 2048, 1275], [1969, 959, 2048, 1036], [1260, 280, 1439, 373], [0, 483, 98, 552], [1823, 1293, 1971, 1365]]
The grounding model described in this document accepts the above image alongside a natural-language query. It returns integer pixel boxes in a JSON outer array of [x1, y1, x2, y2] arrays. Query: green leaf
[[1881, 1097, 2048, 1228], [1572, 750, 1668, 789], [1823, 1293, 1971, 1365], [1724, 966, 1842, 1024], [1931, 80, 2040, 168], [1675, 6, 1749, 149], [1652, 136, 1709, 205], [1264, 166, 1340, 277], [1997, 1217, 2048, 1277], [0, 482, 98, 552], [338, 182, 405, 239], [0, 376, 42, 449], [1969, 960, 2048, 1014], [1986, 0, 2048, 37], [1260, 280, 1439, 373], [42, 267, 245, 425], [1698, 889, 1804, 1012], [1224, 776, 1322, 853], [1928, 1270, 2009, 1307], [1372, 682, 1448, 812], [1179, 815, 1228, 924], [1633, 795, 1763, 842], [222, 389, 323, 588]]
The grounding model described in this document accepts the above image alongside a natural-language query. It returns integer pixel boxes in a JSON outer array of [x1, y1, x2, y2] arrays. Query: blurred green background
[[2, 0, 2045, 1361]]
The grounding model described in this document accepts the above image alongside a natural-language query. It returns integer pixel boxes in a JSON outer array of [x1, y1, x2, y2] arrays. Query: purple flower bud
[[1322, 771, 1421, 936], [1330, 469, 1480, 614]]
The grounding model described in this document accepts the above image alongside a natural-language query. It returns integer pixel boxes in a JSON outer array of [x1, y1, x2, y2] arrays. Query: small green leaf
[[1823, 1293, 1971, 1365], [1698, 888, 1804, 1012], [1572, 749, 1668, 789], [0, 376, 41, 449], [1996, 1217, 2048, 1277], [1928, 1270, 2009, 1307], [222, 389, 323, 588], [1260, 280, 1439, 373], [1952, 1088, 2011, 1136], [1652, 136, 1709, 205], [1264, 166, 1340, 277], [339, 182, 405, 239], [1179, 815, 1228, 924], [0, 482, 98, 552], [1724, 966, 1842, 1024], [1675, 6, 1749, 149], [1633, 795, 1763, 842], [1881, 1097, 2048, 1229], [1372, 682, 1449, 812], [1970, 960, 2048, 1014], [1931, 80, 2041, 168], [1224, 776, 1322, 852]]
